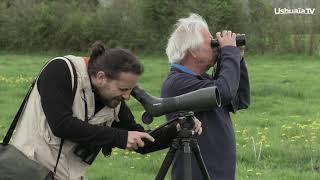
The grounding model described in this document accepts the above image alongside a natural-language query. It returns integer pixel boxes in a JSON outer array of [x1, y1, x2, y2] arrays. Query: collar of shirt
[[171, 63, 196, 75], [170, 63, 212, 80]]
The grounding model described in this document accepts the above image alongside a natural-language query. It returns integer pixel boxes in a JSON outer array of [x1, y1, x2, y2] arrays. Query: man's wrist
[[113, 128, 128, 149]]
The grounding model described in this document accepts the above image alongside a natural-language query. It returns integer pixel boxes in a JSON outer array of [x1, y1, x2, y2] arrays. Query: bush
[[0, 0, 318, 55]]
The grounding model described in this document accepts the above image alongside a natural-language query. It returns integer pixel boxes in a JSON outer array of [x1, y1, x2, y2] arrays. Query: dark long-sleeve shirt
[[37, 59, 177, 156], [161, 46, 250, 180]]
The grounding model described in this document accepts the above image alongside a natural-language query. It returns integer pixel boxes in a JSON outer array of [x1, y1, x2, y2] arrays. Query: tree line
[[0, 0, 319, 55]]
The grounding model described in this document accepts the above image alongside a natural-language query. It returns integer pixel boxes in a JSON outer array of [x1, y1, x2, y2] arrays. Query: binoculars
[[211, 34, 246, 48]]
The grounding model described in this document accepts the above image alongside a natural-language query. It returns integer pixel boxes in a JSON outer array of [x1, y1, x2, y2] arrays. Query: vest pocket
[[43, 124, 61, 145]]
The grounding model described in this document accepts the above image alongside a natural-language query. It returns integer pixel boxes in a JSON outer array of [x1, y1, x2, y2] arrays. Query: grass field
[[0, 53, 319, 180]]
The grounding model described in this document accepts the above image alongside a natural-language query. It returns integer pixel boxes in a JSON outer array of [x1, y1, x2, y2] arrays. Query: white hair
[[166, 13, 209, 64]]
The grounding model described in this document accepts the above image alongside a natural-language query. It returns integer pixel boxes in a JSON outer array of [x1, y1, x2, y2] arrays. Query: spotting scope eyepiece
[[131, 86, 221, 123]]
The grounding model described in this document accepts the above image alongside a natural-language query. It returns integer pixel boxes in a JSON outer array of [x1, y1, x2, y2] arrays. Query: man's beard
[[93, 86, 123, 108], [101, 96, 123, 108]]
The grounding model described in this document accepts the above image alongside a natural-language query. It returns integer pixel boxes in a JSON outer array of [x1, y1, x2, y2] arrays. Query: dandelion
[[242, 144, 247, 148]]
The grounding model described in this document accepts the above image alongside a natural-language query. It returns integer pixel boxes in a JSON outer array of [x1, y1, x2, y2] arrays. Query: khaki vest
[[13, 55, 121, 180]]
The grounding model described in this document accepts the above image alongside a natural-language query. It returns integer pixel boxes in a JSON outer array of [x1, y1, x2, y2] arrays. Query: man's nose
[[122, 91, 131, 100]]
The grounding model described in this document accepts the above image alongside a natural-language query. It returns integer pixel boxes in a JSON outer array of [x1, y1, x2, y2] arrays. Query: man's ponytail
[[90, 41, 106, 62]]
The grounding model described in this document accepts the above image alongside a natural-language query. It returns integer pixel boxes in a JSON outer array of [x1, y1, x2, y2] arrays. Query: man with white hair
[[161, 13, 250, 180]]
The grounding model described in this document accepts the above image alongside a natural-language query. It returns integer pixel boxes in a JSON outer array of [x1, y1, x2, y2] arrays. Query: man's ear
[[96, 71, 106, 83]]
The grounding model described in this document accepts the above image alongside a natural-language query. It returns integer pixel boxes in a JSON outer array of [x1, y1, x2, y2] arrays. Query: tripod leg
[[191, 140, 211, 180], [182, 140, 193, 180], [155, 141, 178, 180]]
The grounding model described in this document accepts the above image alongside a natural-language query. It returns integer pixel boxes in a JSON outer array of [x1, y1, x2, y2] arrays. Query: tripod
[[154, 112, 211, 180]]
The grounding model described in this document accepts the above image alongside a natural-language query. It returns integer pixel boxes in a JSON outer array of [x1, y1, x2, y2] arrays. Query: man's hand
[[126, 131, 155, 151], [192, 117, 202, 135], [216, 30, 236, 48]]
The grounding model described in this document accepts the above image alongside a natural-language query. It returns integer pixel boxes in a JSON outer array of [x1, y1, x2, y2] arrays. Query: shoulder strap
[[64, 57, 78, 101], [2, 79, 36, 144]]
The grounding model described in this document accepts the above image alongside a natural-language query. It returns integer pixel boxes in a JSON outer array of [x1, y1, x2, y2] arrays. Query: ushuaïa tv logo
[[274, 8, 316, 15]]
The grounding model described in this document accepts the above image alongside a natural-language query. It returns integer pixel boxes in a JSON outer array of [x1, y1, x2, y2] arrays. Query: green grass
[[0, 52, 320, 179]]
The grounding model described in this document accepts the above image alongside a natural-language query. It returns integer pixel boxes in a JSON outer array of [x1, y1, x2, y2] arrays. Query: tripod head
[[175, 112, 196, 138], [177, 112, 195, 130], [147, 111, 197, 141]]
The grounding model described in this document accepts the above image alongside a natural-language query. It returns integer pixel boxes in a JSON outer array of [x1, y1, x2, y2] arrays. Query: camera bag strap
[[2, 57, 78, 176]]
